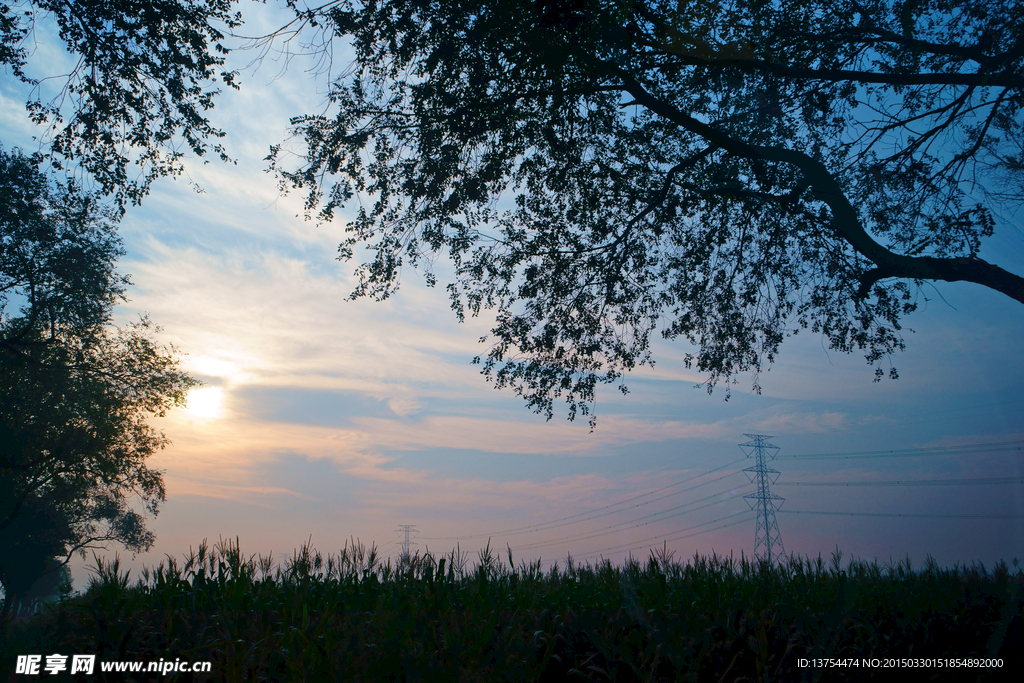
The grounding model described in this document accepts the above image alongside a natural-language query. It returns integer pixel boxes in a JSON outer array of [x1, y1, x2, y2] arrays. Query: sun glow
[[183, 386, 225, 421], [187, 354, 253, 385]]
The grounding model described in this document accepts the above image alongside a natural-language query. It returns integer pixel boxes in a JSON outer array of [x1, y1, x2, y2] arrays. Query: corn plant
[[2, 540, 1019, 681]]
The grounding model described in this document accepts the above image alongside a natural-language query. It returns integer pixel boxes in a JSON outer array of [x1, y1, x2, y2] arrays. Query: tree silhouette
[[269, 0, 1024, 424], [1, 2, 225, 611], [0, 0, 242, 210], [0, 149, 196, 612]]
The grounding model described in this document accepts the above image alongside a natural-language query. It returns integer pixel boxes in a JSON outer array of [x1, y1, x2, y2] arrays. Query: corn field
[[2, 538, 1020, 681]]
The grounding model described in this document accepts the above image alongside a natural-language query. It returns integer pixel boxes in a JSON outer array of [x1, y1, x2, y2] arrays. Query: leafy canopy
[[270, 0, 1024, 425], [0, 149, 196, 602], [0, 0, 242, 210]]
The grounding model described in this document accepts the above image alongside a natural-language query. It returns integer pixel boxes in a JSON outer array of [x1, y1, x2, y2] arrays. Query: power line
[[545, 511, 755, 566], [420, 436, 1022, 566], [778, 438, 1024, 461], [780, 510, 1024, 520], [512, 486, 742, 552], [503, 468, 743, 538], [510, 445, 784, 557], [777, 476, 1024, 487], [418, 456, 746, 541]]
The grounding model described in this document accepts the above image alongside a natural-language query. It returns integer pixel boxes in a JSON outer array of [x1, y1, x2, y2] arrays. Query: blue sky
[[3, 6, 1023, 587]]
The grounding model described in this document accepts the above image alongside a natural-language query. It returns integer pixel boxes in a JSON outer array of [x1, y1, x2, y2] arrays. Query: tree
[[0, 1, 237, 609], [268, 0, 1024, 425], [0, 0, 242, 210], [0, 148, 196, 611], [0, 1, 228, 610]]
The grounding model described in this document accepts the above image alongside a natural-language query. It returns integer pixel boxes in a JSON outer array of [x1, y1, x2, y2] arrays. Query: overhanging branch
[[858, 258, 1024, 302], [589, 54, 1024, 306]]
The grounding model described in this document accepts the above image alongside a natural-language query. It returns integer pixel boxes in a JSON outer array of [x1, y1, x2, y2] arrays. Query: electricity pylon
[[395, 524, 418, 561], [739, 434, 786, 565]]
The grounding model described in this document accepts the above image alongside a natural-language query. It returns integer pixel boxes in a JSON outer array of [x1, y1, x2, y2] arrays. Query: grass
[[2, 538, 1021, 681]]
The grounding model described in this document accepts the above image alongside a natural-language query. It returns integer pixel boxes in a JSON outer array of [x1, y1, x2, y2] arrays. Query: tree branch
[[591, 55, 1024, 305], [858, 258, 1024, 302], [676, 55, 1019, 89], [633, 9, 1021, 88]]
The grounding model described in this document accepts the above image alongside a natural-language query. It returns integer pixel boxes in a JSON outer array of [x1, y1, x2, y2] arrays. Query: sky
[[3, 5, 1023, 588]]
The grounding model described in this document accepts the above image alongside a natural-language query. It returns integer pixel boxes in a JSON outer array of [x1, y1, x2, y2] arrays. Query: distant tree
[[0, 0, 242, 210], [270, 0, 1024, 425], [0, 149, 196, 613]]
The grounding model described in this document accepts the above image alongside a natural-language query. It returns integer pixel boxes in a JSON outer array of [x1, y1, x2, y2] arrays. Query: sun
[[183, 386, 225, 421]]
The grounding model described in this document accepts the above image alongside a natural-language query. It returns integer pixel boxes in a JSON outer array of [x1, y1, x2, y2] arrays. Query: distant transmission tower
[[739, 434, 786, 565], [395, 524, 418, 561]]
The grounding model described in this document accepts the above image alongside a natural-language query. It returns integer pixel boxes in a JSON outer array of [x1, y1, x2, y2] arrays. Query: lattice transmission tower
[[395, 524, 418, 561], [739, 434, 786, 565]]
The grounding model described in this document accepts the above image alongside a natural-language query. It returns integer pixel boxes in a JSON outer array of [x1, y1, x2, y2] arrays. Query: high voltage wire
[[492, 471, 743, 546], [777, 476, 1024, 487], [419, 455, 744, 540], [546, 513, 755, 566], [531, 437, 1022, 566], [541, 513, 752, 566], [780, 510, 1024, 519], [512, 486, 742, 551], [506, 467, 743, 536], [419, 456, 747, 541], [419, 436, 1021, 564], [554, 500, 1024, 567], [549, 520, 751, 568], [515, 487, 739, 551], [778, 439, 1024, 460], [661, 514, 754, 546]]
